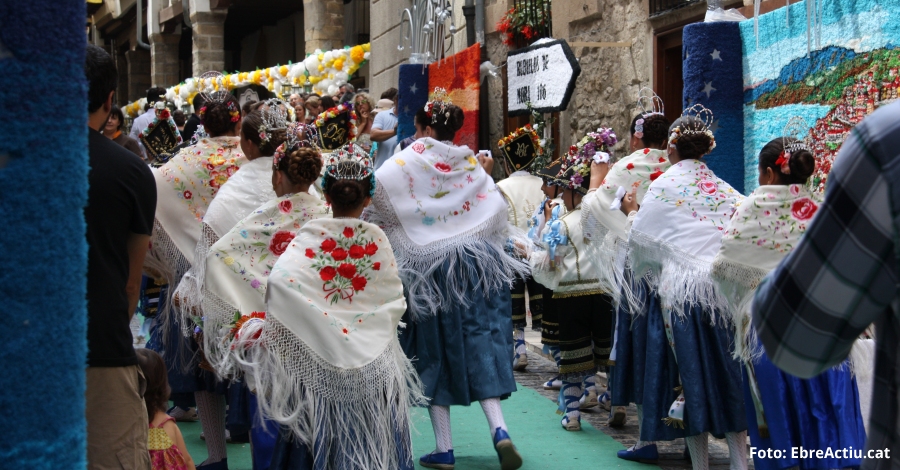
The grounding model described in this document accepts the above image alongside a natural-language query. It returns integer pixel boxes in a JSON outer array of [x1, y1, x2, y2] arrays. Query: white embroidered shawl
[[173, 157, 278, 321], [582, 148, 670, 299], [366, 137, 529, 320], [144, 137, 248, 354], [149, 136, 247, 264], [628, 159, 743, 317], [201, 192, 328, 374], [236, 218, 424, 469], [711, 184, 820, 360]]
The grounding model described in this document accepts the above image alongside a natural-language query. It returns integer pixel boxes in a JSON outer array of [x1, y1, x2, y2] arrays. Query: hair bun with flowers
[[634, 87, 665, 139], [668, 104, 716, 154], [424, 87, 453, 125], [273, 123, 317, 169], [557, 127, 618, 194], [197, 71, 240, 124], [777, 116, 812, 175]]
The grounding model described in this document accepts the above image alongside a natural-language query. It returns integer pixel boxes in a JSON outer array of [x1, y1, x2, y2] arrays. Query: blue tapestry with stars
[[683, 21, 746, 194], [397, 63, 430, 143]]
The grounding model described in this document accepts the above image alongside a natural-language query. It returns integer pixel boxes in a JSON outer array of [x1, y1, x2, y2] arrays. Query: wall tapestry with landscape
[[739, 0, 900, 193]]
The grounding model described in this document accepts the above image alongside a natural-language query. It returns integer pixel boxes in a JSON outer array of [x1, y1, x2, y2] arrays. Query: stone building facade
[[89, 0, 370, 106], [369, 0, 746, 162]]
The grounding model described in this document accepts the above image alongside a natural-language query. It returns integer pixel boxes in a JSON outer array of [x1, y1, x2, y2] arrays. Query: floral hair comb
[[273, 123, 317, 169], [635, 87, 665, 139], [669, 104, 716, 154], [777, 116, 812, 175]]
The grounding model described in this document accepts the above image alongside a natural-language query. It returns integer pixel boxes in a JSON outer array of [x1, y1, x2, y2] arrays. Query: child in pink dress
[[137, 348, 197, 470]]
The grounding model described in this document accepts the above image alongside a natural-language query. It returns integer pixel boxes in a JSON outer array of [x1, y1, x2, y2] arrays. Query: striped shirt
[[752, 101, 900, 468]]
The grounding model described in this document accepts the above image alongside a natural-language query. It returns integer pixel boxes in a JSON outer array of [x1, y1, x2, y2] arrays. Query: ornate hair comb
[[322, 142, 376, 196], [324, 143, 373, 181], [424, 87, 452, 124], [198, 71, 231, 104], [669, 104, 716, 153], [273, 123, 317, 169], [637, 87, 665, 117], [259, 103, 288, 145], [777, 116, 812, 175], [635, 87, 664, 139]]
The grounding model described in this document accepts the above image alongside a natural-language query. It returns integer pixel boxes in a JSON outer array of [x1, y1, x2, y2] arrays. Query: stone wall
[[190, 10, 226, 75], [149, 32, 181, 88], [303, 0, 345, 53], [125, 48, 152, 103]]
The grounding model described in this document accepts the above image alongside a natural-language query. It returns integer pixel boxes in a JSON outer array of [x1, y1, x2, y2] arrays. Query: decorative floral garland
[[228, 311, 266, 347], [124, 43, 371, 118], [314, 102, 359, 142], [197, 100, 240, 125]]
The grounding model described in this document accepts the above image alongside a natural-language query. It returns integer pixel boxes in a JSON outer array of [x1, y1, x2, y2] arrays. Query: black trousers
[[556, 292, 614, 382]]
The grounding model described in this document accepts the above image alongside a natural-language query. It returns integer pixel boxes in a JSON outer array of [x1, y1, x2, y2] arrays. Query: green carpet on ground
[[174, 384, 644, 470], [409, 384, 646, 470], [177, 420, 254, 470]]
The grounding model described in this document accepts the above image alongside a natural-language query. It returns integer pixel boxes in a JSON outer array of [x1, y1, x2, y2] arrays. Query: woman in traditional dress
[[366, 89, 527, 470], [620, 106, 748, 470], [530, 129, 618, 432], [580, 99, 672, 448], [144, 88, 249, 470], [496, 126, 549, 372], [711, 134, 866, 470], [233, 146, 423, 470]]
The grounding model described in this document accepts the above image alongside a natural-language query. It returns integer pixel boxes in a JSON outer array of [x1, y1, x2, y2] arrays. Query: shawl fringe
[[629, 230, 730, 325], [366, 185, 530, 321], [144, 220, 197, 372], [234, 318, 427, 470]]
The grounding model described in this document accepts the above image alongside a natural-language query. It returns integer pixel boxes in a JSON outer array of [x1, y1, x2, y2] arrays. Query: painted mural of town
[[752, 47, 900, 191]]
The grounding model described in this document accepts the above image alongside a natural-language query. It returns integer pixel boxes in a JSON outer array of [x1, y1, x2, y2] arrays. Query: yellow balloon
[[334, 59, 344, 70]]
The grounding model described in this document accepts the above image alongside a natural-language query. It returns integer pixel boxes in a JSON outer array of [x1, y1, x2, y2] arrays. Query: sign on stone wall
[[507, 38, 581, 117]]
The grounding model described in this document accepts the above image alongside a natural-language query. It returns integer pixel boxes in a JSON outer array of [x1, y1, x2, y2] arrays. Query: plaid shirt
[[753, 101, 900, 468]]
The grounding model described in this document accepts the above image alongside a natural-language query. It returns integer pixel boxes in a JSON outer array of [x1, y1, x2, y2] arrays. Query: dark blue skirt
[[744, 349, 866, 470], [269, 420, 414, 470], [611, 277, 652, 407], [640, 301, 747, 440], [399, 270, 517, 406]]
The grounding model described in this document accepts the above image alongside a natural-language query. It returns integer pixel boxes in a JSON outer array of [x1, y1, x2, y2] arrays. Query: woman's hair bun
[[278, 146, 322, 185]]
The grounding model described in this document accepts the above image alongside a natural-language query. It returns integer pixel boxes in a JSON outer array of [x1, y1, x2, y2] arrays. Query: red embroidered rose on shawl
[[309, 223, 383, 304], [349, 245, 365, 259], [269, 231, 295, 256], [434, 162, 452, 173], [337, 263, 357, 279], [698, 180, 718, 195], [183, 190, 192, 199], [320, 239, 337, 252], [791, 198, 818, 221], [626, 163, 635, 170], [319, 266, 337, 281], [649, 169, 664, 181], [331, 248, 349, 261], [279, 200, 293, 213]]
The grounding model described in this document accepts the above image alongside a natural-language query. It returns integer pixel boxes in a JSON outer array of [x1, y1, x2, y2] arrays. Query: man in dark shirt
[[84, 44, 157, 470]]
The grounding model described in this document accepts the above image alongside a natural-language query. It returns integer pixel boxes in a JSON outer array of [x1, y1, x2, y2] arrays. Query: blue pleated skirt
[[399, 261, 517, 406], [640, 301, 747, 440], [269, 422, 414, 470], [611, 277, 653, 407], [744, 348, 866, 470]]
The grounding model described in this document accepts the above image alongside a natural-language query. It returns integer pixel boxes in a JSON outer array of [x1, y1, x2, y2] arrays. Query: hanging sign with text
[[506, 39, 581, 117]]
